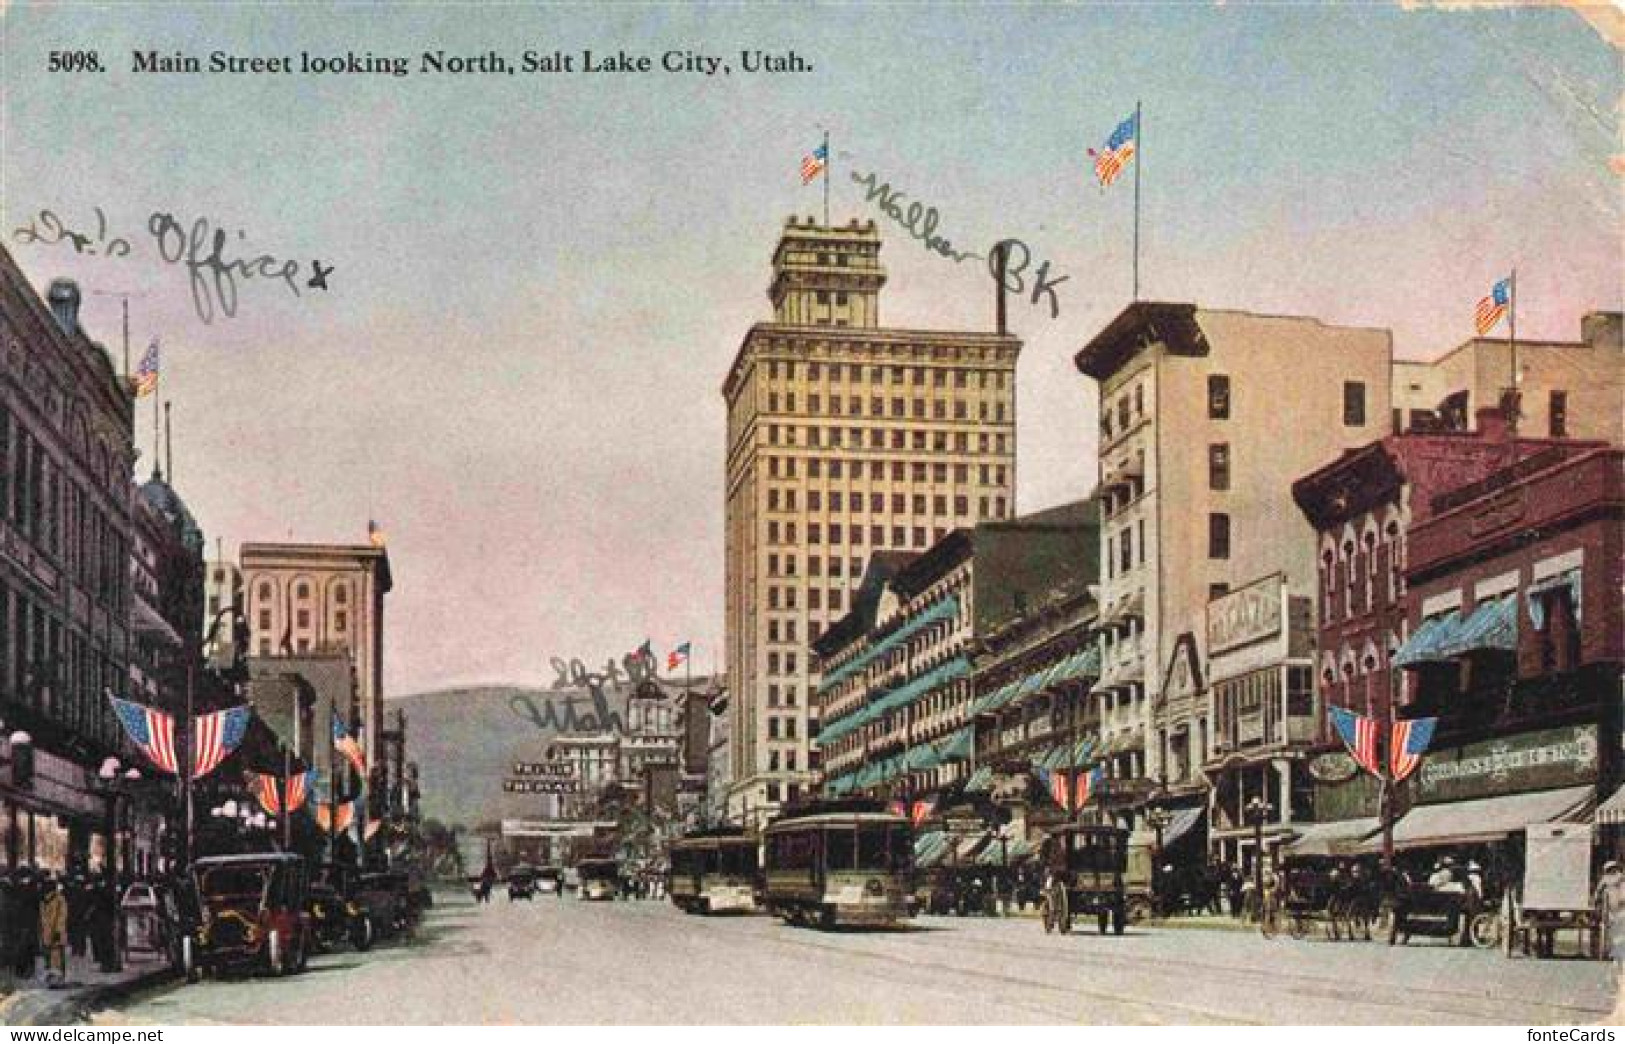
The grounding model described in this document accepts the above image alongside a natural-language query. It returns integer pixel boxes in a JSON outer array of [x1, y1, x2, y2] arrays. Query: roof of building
[[240, 540, 393, 591], [811, 551, 916, 657], [138, 472, 205, 553]]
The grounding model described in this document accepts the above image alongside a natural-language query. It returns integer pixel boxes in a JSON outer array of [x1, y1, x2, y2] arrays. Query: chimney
[[1476, 405, 1511, 443], [1581, 311, 1622, 352], [46, 279, 81, 336]]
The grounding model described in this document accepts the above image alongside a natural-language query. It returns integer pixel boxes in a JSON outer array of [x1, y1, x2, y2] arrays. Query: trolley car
[[667, 829, 761, 914], [762, 803, 915, 928]]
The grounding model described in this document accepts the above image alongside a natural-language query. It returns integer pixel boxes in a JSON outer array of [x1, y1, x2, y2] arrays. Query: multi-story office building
[[239, 541, 391, 772], [0, 259, 137, 872], [817, 501, 1100, 815], [722, 216, 1020, 822], [1392, 311, 1621, 442], [1073, 303, 1392, 836]]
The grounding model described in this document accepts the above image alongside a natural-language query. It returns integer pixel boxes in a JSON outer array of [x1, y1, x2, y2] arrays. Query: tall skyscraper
[[722, 216, 1019, 823]]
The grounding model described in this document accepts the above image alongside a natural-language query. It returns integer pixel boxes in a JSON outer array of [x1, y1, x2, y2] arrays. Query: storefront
[[2, 736, 114, 873], [1307, 722, 1602, 887]]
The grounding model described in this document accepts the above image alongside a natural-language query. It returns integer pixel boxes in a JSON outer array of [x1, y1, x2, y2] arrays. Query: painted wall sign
[[1207, 574, 1285, 655]]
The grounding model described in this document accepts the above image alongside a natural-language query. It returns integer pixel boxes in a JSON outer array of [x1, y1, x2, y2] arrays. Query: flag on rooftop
[[133, 339, 160, 398], [1475, 276, 1512, 335], [1088, 112, 1138, 188], [801, 142, 828, 185]]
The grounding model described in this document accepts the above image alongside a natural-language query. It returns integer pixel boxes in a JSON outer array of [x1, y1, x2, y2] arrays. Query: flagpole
[[823, 130, 831, 228], [1508, 267, 1519, 434], [1132, 101, 1142, 302]]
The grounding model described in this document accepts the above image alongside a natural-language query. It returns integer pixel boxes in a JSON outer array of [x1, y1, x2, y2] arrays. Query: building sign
[[1308, 751, 1360, 784], [1314, 723, 1599, 820], [505, 760, 578, 793], [1207, 574, 1284, 655], [500, 819, 616, 838]]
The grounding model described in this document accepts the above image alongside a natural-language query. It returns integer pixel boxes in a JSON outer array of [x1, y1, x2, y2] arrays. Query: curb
[[0, 966, 176, 1026]]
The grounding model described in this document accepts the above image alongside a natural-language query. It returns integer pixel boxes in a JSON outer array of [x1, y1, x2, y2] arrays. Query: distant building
[[723, 215, 1020, 822], [239, 541, 391, 773], [202, 558, 243, 662], [1074, 302, 1393, 843], [1391, 311, 1622, 442]]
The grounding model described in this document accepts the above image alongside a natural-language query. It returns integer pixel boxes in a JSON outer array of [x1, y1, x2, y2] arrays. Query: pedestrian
[[67, 873, 90, 960], [39, 875, 69, 988], [1594, 860, 1625, 961], [12, 868, 41, 979], [91, 873, 119, 972]]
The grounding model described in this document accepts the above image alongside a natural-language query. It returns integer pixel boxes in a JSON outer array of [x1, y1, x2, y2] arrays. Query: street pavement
[[88, 888, 1621, 1025]]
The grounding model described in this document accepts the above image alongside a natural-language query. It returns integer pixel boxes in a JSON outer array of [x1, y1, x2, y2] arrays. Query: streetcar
[[762, 801, 915, 928], [577, 858, 621, 901], [667, 828, 761, 914]]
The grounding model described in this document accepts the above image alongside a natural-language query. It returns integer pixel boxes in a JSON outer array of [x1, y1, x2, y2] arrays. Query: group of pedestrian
[[0, 866, 124, 989]]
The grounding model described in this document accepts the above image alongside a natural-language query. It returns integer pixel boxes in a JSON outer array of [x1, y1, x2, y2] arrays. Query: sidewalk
[[0, 955, 175, 1026]]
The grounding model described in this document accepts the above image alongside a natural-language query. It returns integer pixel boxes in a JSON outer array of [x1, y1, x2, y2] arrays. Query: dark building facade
[[0, 248, 138, 871]]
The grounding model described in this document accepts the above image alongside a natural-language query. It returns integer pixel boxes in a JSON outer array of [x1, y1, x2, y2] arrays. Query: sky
[[1, 3, 1618, 698]]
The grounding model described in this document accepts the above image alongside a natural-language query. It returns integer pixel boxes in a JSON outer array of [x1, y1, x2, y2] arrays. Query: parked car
[[536, 867, 565, 895], [357, 870, 421, 938], [508, 864, 538, 901], [308, 864, 374, 953], [182, 854, 312, 980]]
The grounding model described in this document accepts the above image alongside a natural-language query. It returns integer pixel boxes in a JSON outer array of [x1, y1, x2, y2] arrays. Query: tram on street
[[761, 801, 915, 928], [667, 828, 761, 914]]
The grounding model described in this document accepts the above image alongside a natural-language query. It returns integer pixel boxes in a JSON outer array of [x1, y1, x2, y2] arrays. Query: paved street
[[87, 888, 1620, 1025]]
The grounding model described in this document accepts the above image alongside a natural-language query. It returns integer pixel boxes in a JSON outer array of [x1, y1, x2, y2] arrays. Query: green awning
[[964, 765, 994, 793], [818, 596, 962, 693], [936, 726, 975, 764]]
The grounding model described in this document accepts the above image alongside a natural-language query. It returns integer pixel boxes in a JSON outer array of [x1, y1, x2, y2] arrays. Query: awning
[[1394, 610, 1463, 668], [818, 596, 962, 692], [1283, 817, 1381, 858], [964, 765, 994, 793], [132, 598, 185, 648], [1358, 785, 1595, 853], [1528, 569, 1583, 629], [1442, 594, 1517, 657], [1161, 806, 1204, 848], [1596, 784, 1625, 826]]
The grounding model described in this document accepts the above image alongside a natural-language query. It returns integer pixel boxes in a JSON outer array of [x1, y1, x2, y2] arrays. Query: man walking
[[39, 875, 69, 988]]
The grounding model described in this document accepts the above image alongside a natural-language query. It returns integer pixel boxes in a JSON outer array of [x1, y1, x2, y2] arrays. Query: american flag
[[133, 339, 160, 398], [332, 713, 366, 774], [191, 705, 250, 779], [252, 769, 314, 814], [252, 772, 283, 814], [1390, 717, 1439, 783], [667, 642, 691, 671], [286, 769, 312, 813], [1329, 706, 1383, 778], [111, 696, 178, 774], [1088, 112, 1138, 188], [317, 801, 356, 833], [1074, 765, 1106, 808], [1475, 276, 1512, 335], [1049, 769, 1072, 808], [633, 639, 653, 664], [910, 797, 937, 827], [801, 142, 828, 185]]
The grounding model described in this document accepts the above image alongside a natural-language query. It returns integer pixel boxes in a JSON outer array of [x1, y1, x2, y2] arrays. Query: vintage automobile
[[507, 864, 538, 901], [357, 870, 420, 938], [577, 858, 621, 901], [1039, 824, 1129, 936], [761, 801, 915, 928], [307, 866, 375, 954], [182, 854, 312, 980], [667, 829, 760, 914], [535, 866, 565, 895]]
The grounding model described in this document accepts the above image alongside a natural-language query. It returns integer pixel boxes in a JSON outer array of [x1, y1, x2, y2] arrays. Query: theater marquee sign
[[1314, 723, 1599, 820]]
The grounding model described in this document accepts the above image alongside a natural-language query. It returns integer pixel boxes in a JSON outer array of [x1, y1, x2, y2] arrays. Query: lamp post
[[1146, 805, 1173, 914], [1244, 795, 1274, 919], [94, 756, 134, 972], [3, 731, 33, 869]]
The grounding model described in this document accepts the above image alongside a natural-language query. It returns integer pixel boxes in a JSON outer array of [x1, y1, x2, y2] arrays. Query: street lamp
[[1244, 796, 1274, 919], [94, 756, 128, 972], [1145, 805, 1173, 915]]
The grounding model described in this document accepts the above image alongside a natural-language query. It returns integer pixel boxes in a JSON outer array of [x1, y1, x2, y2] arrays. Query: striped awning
[[1443, 594, 1518, 657], [1597, 784, 1625, 827], [818, 596, 961, 693], [964, 765, 994, 793], [1394, 610, 1464, 668]]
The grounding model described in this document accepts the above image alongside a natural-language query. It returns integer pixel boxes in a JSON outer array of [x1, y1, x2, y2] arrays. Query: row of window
[[764, 425, 1010, 455], [253, 579, 351, 604], [765, 393, 1008, 423], [0, 582, 124, 749], [763, 360, 1011, 389], [0, 404, 130, 612], [768, 554, 866, 580], [768, 489, 990, 517], [764, 521, 967, 549], [763, 455, 1011, 482]]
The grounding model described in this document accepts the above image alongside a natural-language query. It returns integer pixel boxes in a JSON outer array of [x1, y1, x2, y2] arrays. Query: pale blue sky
[[2, 2, 1618, 695]]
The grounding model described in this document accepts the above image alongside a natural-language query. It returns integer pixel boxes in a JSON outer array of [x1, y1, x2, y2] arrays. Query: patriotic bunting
[[191, 705, 251, 779], [910, 797, 937, 827], [332, 713, 367, 774], [1390, 717, 1439, 783], [251, 770, 315, 815], [1074, 765, 1105, 808], [1329, 706, 1383, 778], [111, 697, 178, 774], [315, 801, 357, 833]]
